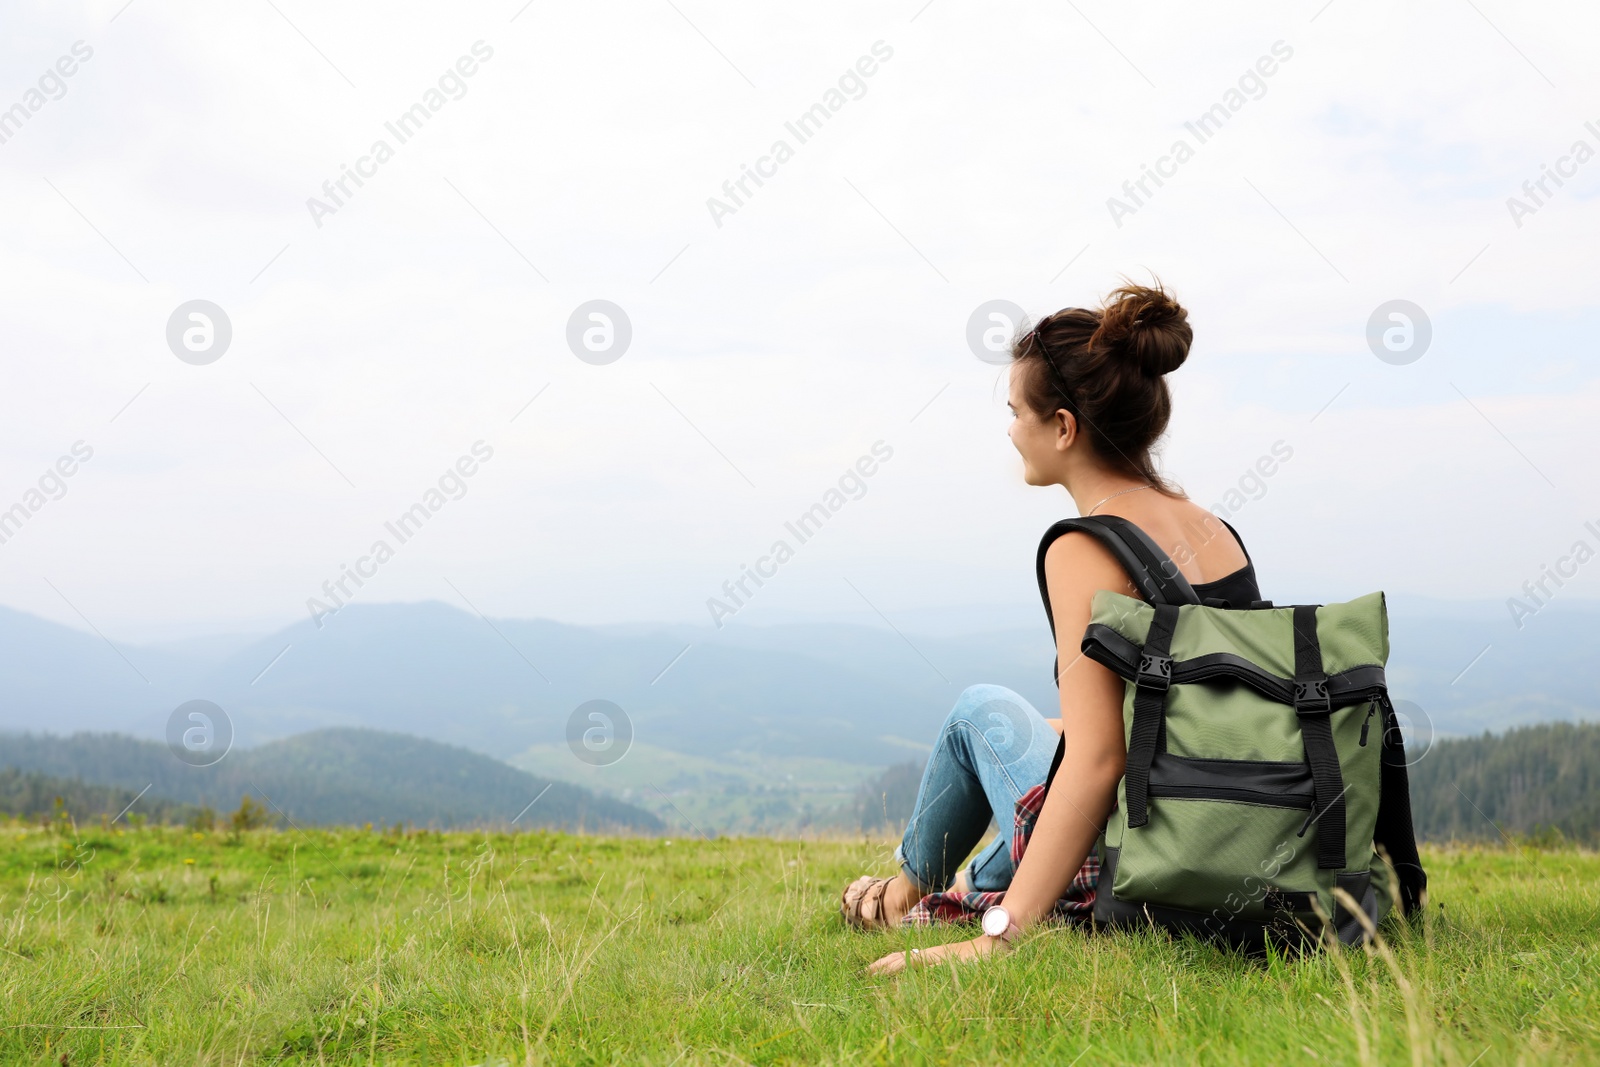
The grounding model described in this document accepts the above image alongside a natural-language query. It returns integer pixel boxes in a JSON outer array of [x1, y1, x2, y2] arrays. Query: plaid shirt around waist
[[902, 781, 1099, 927]]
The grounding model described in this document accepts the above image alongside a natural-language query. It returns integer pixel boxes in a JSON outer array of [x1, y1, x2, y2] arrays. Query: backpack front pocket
[[1111, 754, 1325, 922]]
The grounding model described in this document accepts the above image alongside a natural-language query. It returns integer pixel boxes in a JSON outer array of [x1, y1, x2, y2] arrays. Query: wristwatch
[[981, 905, 1021, 943]]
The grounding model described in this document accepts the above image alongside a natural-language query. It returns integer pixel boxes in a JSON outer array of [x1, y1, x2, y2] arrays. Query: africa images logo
[[705, 41, 894, 228], [1106, 40, 1294, 227], [304, 42, 495, 229]]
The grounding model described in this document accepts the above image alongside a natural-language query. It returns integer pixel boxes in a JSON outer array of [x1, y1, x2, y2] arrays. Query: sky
[[1, 0, 1598, 644]]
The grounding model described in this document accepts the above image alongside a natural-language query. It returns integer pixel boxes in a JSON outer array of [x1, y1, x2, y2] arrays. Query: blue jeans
[[894, 684, 1059, 894]]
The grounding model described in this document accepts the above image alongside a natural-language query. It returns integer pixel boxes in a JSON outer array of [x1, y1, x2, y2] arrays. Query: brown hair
[[1011, 280, 1192, 494]]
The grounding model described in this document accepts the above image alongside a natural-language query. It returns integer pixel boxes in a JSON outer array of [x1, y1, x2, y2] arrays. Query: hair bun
[[1091, 281, 1192, 377]]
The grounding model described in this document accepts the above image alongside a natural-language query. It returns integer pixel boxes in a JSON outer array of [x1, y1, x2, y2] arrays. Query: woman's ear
[[1053, 408, 1079, 452]]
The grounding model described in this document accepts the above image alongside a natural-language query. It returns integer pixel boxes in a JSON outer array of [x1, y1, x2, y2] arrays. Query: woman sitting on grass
[[839, 281, 1260, 974]]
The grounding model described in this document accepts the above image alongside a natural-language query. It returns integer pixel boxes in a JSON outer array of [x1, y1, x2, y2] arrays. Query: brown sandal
[[840, 875, 897, 930]]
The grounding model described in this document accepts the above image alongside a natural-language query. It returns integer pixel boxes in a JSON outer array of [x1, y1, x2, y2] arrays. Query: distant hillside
[[854, 760, 924, 832], [0, 729, 662, 833], [0, 767, 200, 825], [1408, 722, 1600, 844]]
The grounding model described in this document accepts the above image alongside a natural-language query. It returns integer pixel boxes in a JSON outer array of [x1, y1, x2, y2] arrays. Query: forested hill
[[1408, 721, 1600, 843], [0, 767, 202, 826], [0, 728, 661, 833]]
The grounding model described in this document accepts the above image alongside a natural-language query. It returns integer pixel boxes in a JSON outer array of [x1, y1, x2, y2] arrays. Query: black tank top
[[1185, 517, 1261, 608]]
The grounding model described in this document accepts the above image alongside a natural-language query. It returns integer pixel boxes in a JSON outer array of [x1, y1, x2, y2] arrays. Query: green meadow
[[1, 820, 1596, 1065]]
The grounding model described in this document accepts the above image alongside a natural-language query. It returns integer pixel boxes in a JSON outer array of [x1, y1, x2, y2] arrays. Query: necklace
[[1087, 484, 1152, 515]]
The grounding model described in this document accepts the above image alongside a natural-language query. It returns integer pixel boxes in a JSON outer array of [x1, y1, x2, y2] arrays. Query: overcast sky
[[1, 0, 1597, 644]]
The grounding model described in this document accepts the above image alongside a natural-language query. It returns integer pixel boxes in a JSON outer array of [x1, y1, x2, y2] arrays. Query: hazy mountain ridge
[[0, 597, 1594, 774]]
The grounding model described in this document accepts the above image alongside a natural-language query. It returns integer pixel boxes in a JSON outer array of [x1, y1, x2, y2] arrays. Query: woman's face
[[1008, 362, 1067, 486]]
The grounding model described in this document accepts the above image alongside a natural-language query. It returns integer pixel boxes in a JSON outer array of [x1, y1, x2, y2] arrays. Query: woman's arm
[[983, 532, 1131, 925], [868, 533, 1131, 974]]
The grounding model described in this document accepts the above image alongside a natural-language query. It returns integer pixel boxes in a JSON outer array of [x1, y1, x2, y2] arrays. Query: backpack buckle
[[1294, 679, 1330, 714], [1136, 653, 1172, 692]]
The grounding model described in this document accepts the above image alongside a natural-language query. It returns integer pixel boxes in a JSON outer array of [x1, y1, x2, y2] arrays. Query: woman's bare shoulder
[[1116, 496, 1249, 584], [1041, 531, 1139, 607]]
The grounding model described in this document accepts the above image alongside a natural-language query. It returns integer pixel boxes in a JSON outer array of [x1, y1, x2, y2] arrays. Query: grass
[[1, 820, 1597, 1065]]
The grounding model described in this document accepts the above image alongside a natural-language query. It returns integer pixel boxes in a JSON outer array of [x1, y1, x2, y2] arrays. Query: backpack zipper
[[1363, 690, 1397, 748], [1148, 783, 1313, 809], [1359, 701, 1378, 746], [1297, 804, 1318, 838]]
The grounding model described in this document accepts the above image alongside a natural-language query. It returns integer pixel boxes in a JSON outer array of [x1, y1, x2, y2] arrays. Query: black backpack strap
[[1122, 602, 1179, 827], [1292, 604, 1348, 870], [1373, 692, 1428, 916], [1035, 516, 1197, 791], [1035, 516, 1200, 620]]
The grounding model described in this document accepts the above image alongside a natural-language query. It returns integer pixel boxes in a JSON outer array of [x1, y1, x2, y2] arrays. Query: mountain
[[0, 601, 1013, 768], [0, 596, 1595, 776], [1383, 600, 1600, 733], [0, 729, 661, 832]]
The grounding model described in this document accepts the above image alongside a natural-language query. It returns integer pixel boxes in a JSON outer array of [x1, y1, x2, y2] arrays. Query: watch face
[[982, 907, 1009, 937]]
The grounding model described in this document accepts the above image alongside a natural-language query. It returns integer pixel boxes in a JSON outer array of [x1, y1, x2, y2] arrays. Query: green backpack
[[1036, 516, 1428, 950]]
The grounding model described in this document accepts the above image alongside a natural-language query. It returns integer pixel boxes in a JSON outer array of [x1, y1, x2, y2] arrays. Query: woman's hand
[[866, 934, 1006, 976]]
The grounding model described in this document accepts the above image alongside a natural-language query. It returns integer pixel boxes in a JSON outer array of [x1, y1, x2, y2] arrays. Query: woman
[[839, 281, 1261, 974]]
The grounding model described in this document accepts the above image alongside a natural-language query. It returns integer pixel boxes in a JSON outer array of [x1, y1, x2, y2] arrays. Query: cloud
[[0, 0, 1596, 641]]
